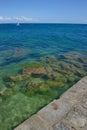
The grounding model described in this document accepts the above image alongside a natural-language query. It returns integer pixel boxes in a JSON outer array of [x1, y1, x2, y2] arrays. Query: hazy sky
[[0, 0, 87, 23]]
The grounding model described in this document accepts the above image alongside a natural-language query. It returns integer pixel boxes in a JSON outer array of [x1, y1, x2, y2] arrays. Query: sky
[[0, 0, 87, 23]]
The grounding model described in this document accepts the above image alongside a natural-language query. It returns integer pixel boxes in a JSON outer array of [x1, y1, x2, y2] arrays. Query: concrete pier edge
[[14, 76, 87, 130]]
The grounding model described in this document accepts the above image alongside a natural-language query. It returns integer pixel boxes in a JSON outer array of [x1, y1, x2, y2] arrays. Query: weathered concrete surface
[[14, 76, 87, 130]]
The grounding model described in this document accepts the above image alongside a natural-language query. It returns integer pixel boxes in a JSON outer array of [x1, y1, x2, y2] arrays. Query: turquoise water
[[0, 24, 87, 69], [0, 24, 87, 130]]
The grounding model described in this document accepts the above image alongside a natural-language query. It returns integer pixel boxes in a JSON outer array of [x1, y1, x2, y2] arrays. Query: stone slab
[[37, 98, 73, 125], [53, 121, 77, 130], [60, 76, 87, 102], [14, 115, 53, 130]]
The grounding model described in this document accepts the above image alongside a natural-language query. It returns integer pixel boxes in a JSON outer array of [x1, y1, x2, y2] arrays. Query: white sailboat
[[17, 22, 20, 26]]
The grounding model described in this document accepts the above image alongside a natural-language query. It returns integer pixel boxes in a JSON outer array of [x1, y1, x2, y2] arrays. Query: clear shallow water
[[0, 24, 87, 130]]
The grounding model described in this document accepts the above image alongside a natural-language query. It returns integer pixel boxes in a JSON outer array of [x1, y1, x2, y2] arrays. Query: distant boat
[[17, 23, 20, 26]]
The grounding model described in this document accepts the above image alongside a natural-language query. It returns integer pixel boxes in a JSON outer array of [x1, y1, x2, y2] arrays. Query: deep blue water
[[0, 23, 87, 76]]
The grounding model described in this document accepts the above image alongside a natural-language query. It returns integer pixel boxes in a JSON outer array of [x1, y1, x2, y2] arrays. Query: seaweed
[[0, 53, 87, 130]]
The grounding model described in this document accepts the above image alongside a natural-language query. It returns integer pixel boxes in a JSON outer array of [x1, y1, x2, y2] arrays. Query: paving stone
[[14, 115, 53, 130], [61, 78, 87, 102], [82, 124, 87, 130], [37, 99, 73, 125], [74, 105, 87, 117], [81, 76, 87, 84], [81, 93, 87, 109], [66, 110, 87, 129], [53, 122, 76, 130]]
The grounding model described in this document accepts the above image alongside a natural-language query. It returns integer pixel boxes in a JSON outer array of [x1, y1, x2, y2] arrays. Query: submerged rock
[[2, 53, 87, 101], [4, 74, 23, 82], [28, 78, 44, 88], [58, 62, 76, 71], [77, 57, 87, 64], [23, 67, 52, 76], [40, 55, 57, 64]]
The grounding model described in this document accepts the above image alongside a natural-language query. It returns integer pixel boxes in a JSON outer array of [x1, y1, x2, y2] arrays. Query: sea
[[0, 23, 87, 130], [0, 24, 87, 75]]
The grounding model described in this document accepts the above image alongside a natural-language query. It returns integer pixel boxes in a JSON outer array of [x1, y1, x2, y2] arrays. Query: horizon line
[[0, 22, 87, 25]]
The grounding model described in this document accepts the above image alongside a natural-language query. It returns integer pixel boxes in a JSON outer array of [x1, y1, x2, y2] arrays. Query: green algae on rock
[[0, 54, 87, 130], [2, 54, 87, 99]]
